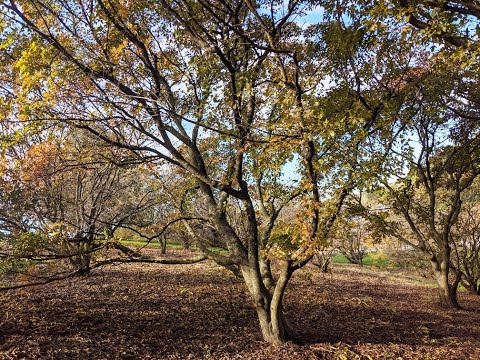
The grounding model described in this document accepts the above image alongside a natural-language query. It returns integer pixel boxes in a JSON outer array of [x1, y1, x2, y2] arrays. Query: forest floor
[[1, 250, 480, 359]]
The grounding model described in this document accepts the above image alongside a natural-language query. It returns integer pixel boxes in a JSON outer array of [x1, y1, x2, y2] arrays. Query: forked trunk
[[69, 243, 91, 276], [319, 258, 331, 273], [241, 263, 292, 345], [468, 283, 480, 295], [255, 297, 288, 345]]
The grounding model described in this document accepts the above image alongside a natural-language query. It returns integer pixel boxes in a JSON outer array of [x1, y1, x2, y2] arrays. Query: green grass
[[119, 239, 183, 249], [119, 239, 226, 253], [333, 252, 392, 268], [120, 239, 391, 268], [332, 254, 350, 264]]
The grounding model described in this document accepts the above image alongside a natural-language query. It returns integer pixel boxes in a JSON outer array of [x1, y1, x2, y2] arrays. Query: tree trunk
[[460, 278, 480, 295], [68, 242, 91, 276], [75, 251, 91, 276], [241, 263, 292, 345], [313, 254, 331, 273], [259, 256, 275, 291], [160, 235, 167, 255], [467, 283, 480, 295], [470, 282, 480, 295], [431, 258, 461, 309], [358, 256, 363, 267], [320, 258, 330, 273]]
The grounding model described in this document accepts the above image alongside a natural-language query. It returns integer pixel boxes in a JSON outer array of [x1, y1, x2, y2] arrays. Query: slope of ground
[[1, 251, 479, 359]]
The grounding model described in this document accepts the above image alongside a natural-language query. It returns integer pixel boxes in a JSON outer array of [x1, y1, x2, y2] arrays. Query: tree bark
[[259, 256, 275, 291], [75, 252, 91, 276], [241, 263, 292, 344], [160, 235, 167, 254], [313, 253, 331, 273], [465, 283, 480, 295], [69, 243, 92, 276], [320, 258, 331, 273], [431, 256, 461, 309]]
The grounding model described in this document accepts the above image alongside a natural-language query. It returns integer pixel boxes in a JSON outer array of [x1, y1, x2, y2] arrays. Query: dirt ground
[[1, 251, 480, 359]]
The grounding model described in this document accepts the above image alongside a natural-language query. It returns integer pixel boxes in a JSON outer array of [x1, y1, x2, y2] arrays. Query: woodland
[[0, 0, 480, 358]]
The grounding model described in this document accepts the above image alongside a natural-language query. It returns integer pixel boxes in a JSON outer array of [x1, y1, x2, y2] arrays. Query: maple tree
[[0, 0, 401, 344], [387, 0, 479, 49], [326, 0, 480, 308], [1, 0, 477, 344], [362, 99, 480, 308], [450, 179, 480, 295], [341, 0, 480, 50]]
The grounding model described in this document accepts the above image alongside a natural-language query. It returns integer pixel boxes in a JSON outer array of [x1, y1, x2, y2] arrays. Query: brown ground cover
[[1, 250, 480, 359]]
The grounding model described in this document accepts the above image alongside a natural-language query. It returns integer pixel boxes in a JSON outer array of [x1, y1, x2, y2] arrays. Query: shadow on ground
[[1, 258, 480, 359]]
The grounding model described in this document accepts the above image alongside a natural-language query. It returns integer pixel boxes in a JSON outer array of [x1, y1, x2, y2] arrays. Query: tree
[[312, 248, 335, 273], [0, 0, 419, 343], [0, 128, 167, 280], [363, 112, 480, 308], [451, 179, 480, 295], [327, 0, 480, 307], [335, 214, 370, 266]]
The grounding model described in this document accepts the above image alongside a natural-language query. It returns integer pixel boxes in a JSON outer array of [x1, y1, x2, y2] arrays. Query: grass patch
[[119, 239, 226, 253], [120, 239, 161, 248], [119, 239, 187, 249], [332, 254, 350, 264], [333, 252, 392, 268]]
